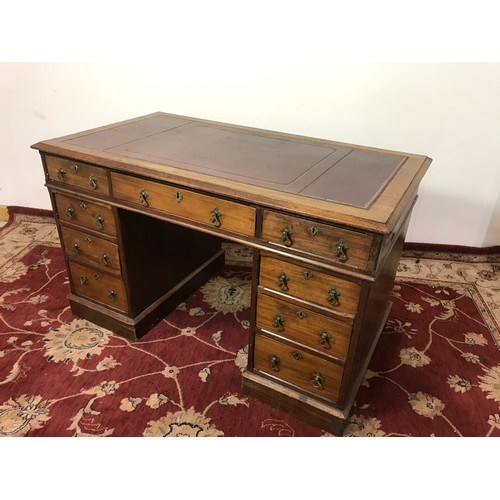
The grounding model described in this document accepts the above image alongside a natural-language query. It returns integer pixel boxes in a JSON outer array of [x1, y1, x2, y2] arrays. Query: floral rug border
[[396, 254, 500, 349]]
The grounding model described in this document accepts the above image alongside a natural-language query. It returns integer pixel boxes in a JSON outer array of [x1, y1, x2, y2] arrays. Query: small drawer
[[256, 293, 352, 361], [69, 261, 128, 313], [254, 333, 343, 403], [111, 172, 256, 237], [259, 255, 361, 317], [53, 193, 117, 236], [60, 226, 121, 273], [46, 156, 110, 194], [261, 210, 374, 270]]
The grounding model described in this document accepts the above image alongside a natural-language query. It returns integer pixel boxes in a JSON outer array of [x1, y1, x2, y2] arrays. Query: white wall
[[1, 5, 499, 247]]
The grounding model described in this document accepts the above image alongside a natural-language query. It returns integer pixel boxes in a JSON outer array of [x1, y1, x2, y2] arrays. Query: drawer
[[256, 293, 351, 361], [46, 156, 110, 195], [53, 193, 117, 236], [60, 226, 121, 273], [110, 172, 256, 237], [254, 333, 342, 403], [261, 210, 373, 270], [69, 261, 128, 313], [259, 255, 361, 317]]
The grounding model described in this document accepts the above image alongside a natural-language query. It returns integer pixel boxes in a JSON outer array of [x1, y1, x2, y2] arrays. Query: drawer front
[[69, 262, 128, 313], [261, 210, 373, 270], [53, 193, 117, 236], [254, 333, 342, 403], [256, 293, 351, 361], [46, 156, 110, 195], [111, 172, 256, 237], [60, 226, 120, 273], [259, 255, 361, 316]]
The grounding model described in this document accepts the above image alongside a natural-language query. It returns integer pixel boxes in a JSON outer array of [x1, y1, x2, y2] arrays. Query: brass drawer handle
[[89, 175, 98, 190], [273, 314, 285, 331], [101, 253, 109, 266], [108, 290, 117, 301], [327, 287, 341, 306], [66, 206, 74, 219], [57, 168, 67, 182], [139, 189, 149, 207], [79, 275, 89, 286], [72, 242, 80, 254], [210, 208, 222, 227], [269, 354, 280, 372], [95, 215, 105, 230], [334, 239, 349, 262], [312, 372, 325, 390], [280, 226, 293, 247], [277, 272, 289, 291], [319, 330, 332, 349]]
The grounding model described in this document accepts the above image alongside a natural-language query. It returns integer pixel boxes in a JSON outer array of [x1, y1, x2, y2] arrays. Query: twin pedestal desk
[[32, 112, 431, 435]]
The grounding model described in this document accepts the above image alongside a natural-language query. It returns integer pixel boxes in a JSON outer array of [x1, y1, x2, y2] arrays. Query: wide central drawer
[[110, 172, 257, 237], [256, 293, 352, 361], [259, 255, 361, 317], [254, 333, 343, 403]]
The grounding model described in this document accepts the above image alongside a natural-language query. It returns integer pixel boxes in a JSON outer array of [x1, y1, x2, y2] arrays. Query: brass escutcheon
[[174, 190, 183, 203], [308, 226, 320, 237], [302, 270, 313, 280], [89, 175, 98, 190]]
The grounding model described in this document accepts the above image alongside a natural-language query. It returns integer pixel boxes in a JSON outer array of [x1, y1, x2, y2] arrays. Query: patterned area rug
[[1, 207, 499, 437], [348, 247, 500, 437]]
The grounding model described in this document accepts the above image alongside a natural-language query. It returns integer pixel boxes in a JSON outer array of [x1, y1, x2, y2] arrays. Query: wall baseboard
[[0, 205, 8, 222]]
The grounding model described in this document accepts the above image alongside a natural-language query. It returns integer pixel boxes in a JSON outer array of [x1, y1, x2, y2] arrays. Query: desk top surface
[[32, 112, 432, 233]]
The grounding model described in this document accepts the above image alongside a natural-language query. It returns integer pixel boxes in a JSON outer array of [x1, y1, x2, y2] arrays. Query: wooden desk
[[32, 112, 431, 434]]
